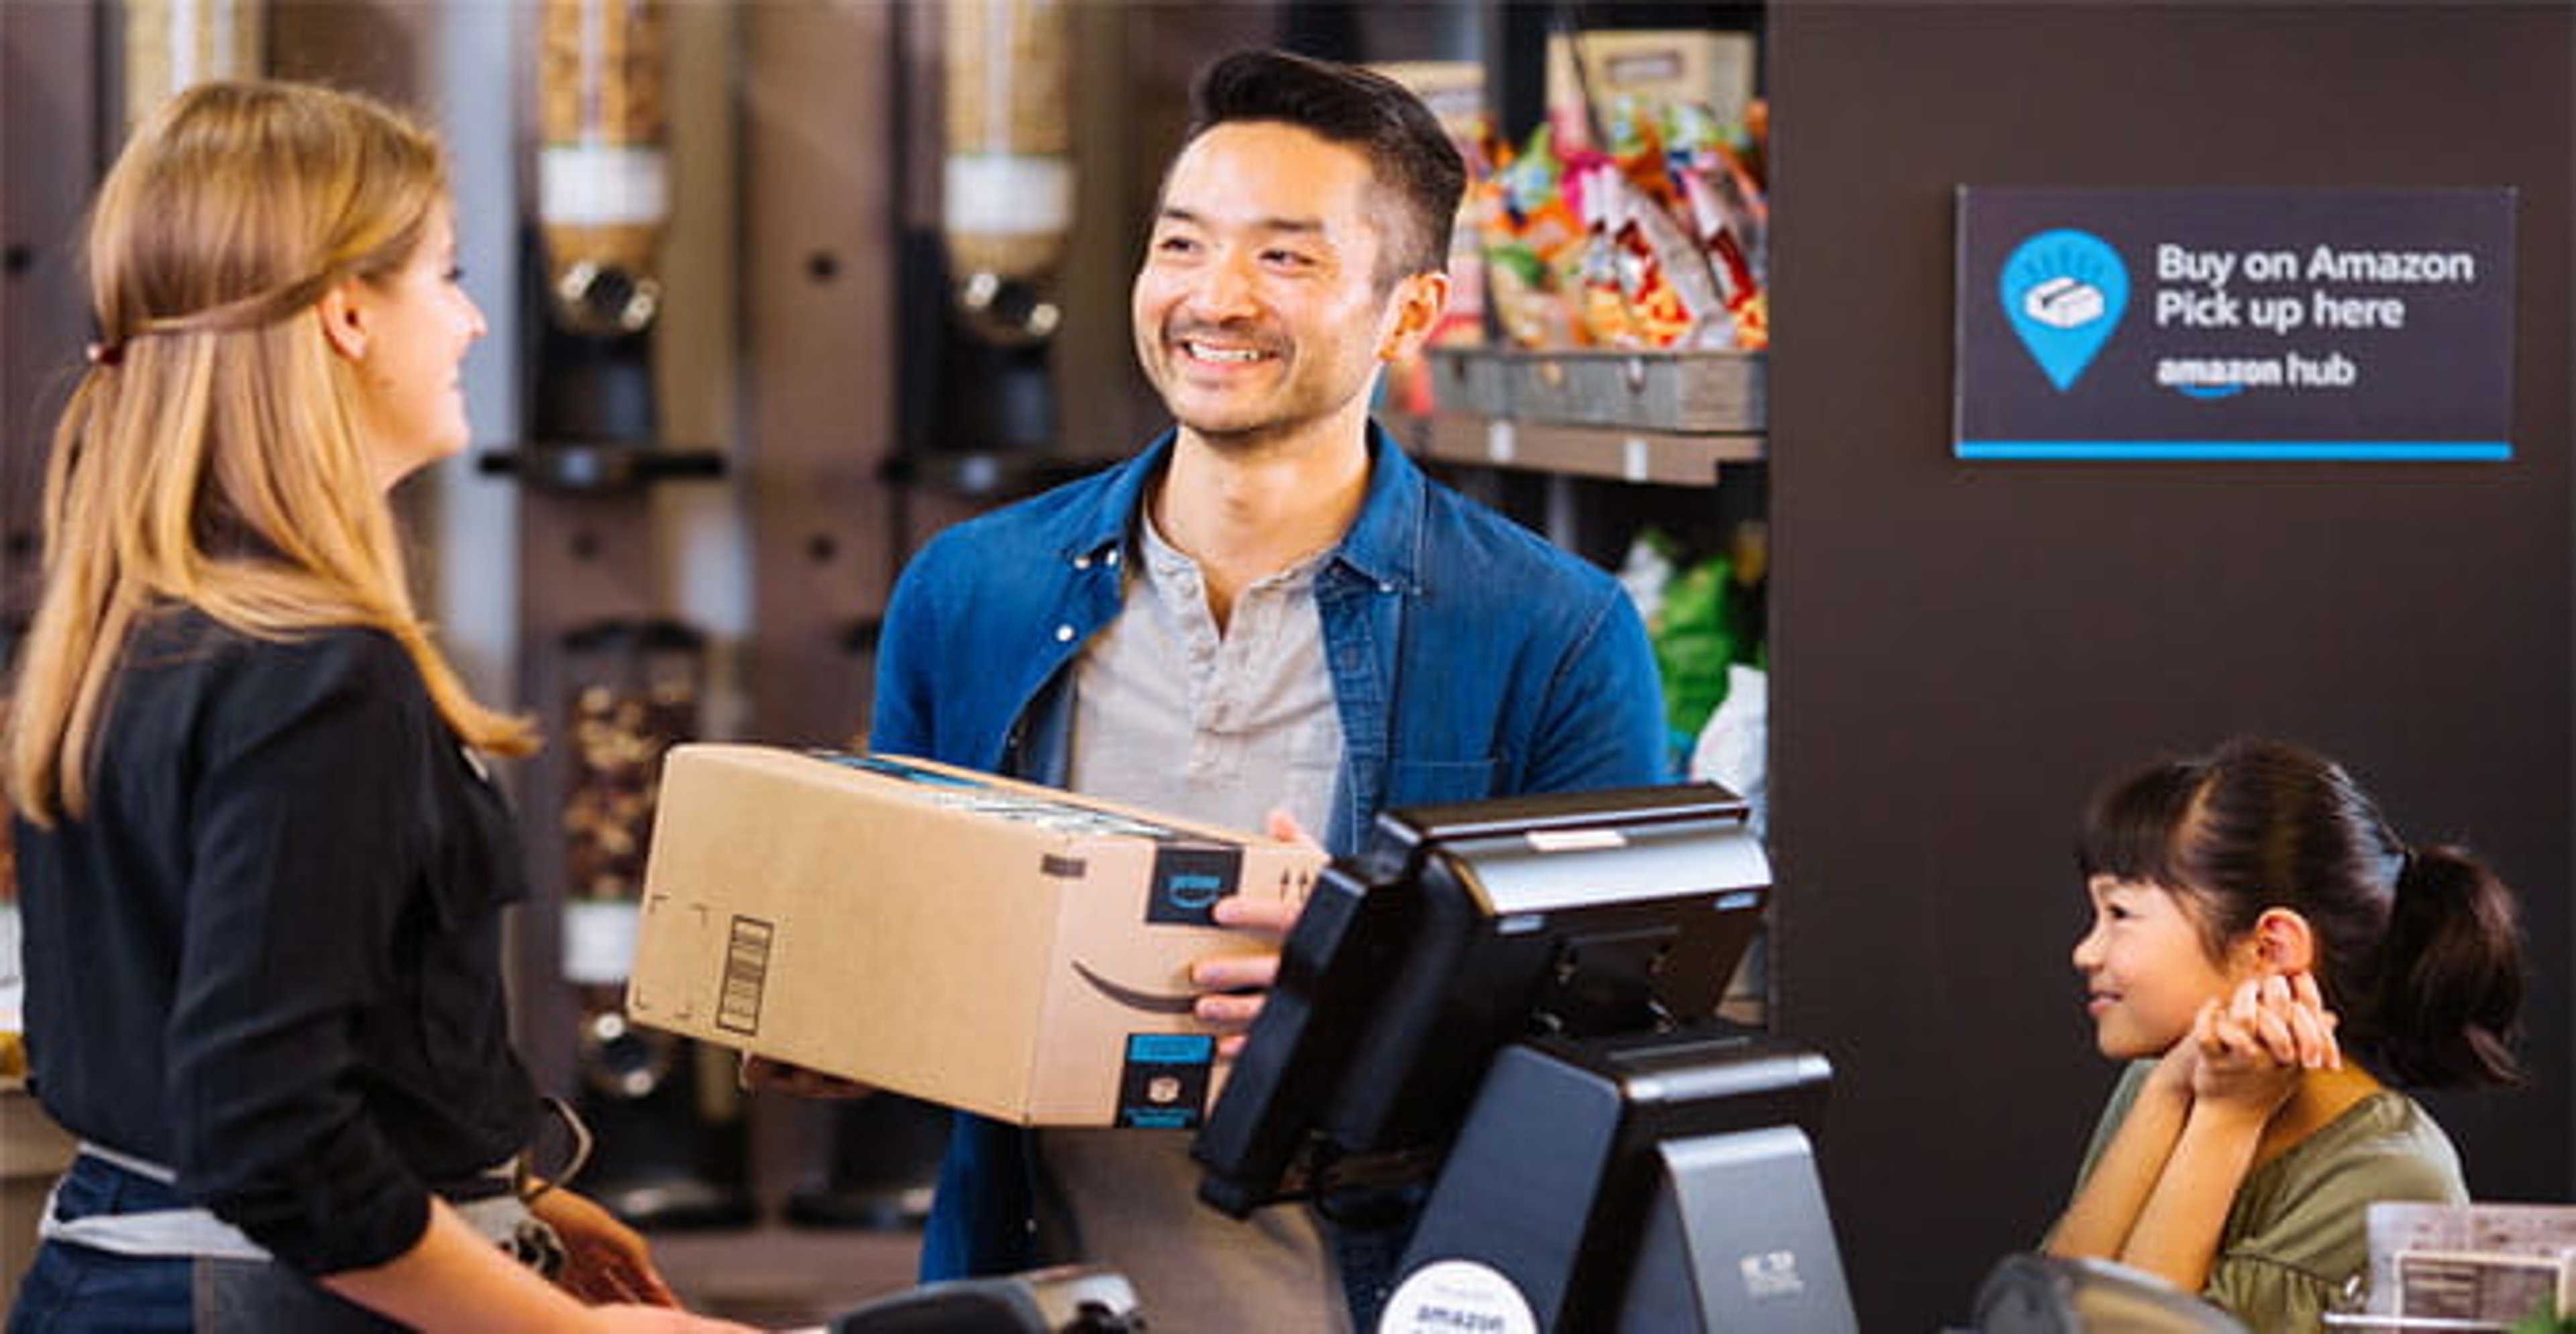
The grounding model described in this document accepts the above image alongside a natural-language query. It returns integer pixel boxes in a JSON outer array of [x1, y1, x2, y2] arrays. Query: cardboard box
[[625, 746, 1326, 1129]]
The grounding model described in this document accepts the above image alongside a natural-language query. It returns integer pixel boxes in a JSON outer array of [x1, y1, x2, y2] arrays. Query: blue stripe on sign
[[1956, 440, 2512, 462], [1128, 1033, 1215, 1064]]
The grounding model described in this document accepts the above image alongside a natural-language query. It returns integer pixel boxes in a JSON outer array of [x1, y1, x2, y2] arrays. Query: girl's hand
[[2276, 970, 2343, 1070], [2224, 971, 2342, 1071], [2188, 973, 2334, 1117], [2144, 1025, 2202, 1103]]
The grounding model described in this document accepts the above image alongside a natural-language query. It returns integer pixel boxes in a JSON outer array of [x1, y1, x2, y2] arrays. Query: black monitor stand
[[824, 1029, 1857, 1334], [1381, 1025, 1856, 1333], [1192, 786, 1861, 1332]]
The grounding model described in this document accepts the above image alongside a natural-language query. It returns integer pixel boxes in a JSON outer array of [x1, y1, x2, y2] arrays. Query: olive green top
[[2075, 1060, 2469, 1331]]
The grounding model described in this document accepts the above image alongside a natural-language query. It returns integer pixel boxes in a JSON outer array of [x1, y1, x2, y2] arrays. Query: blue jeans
[[8, 1155, 400, 1333]]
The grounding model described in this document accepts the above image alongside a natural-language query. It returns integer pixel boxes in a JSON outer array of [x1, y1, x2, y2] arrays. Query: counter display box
[[625, 746, 1325, 1129]]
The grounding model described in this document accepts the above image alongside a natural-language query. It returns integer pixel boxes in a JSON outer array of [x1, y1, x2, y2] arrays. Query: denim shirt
[[871, 423, 1671, 1282]]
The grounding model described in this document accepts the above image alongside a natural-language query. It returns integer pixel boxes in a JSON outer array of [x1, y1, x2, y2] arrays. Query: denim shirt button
[[1055, 624, 1076, 643], [1073, 556, 1092, 570]]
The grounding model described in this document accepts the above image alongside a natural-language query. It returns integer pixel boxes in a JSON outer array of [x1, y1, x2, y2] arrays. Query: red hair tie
[[85, 341, 125, 367]]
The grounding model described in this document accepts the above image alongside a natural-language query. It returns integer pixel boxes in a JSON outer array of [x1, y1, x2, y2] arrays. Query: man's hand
[[1188, 807, 1320, 1058], [1193, 896, 1295, 1059]]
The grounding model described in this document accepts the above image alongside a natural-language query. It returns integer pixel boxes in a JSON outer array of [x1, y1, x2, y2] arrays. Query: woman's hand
[[584, 1307, 761, 1333], [322, 1197, 754, 1333], [529, 1186, 677, 1306]]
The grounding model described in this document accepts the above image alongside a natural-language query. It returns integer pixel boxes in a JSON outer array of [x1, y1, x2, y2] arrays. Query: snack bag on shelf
[[1625, 526, 1764, 770], [1678, 177, 1765, 351], [1569, 160, 1646, 348], [1620, 182, 1731, 349], [1677, 143, 1768, 350], [1487, 244, 1574, 350], [1601, 98, 1688, 217], [1475, 125, 1589, 349], [1468, 97, 1772, 354]]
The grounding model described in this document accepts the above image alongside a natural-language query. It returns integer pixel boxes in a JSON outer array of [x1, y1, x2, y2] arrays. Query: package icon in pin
[[2023, 275, 2107, 329]]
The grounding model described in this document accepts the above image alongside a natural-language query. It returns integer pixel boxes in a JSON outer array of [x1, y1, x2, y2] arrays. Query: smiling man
[[863, 49, 1670, 1331]]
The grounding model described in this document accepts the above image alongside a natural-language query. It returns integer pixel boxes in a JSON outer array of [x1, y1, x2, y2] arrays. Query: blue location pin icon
[[2000, 229, 2129, 391]]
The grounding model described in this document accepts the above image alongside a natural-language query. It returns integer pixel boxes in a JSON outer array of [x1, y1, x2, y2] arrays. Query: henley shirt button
[[1055, 625, 1076, 643]]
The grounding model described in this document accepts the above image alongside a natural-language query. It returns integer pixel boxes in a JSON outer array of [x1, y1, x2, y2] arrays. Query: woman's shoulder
[[127, 609, 405, 685], [84, 613, 434, 800], [121, 610, 425, 735]]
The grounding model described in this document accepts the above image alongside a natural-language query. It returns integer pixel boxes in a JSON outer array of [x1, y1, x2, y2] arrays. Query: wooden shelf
[[1395, 412, 1764, 488]]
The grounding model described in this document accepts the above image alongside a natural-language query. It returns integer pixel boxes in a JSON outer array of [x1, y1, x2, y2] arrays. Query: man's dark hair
[[1186, 48, 1466, 287]]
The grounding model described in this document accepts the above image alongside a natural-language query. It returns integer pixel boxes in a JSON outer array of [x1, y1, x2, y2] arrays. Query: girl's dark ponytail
[[2371, 843, 2526, 1088], [2084, 738, 2528, 1089]]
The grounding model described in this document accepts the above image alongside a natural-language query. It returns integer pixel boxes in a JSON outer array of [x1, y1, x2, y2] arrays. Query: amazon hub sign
[[1954, 187, 2516, 461], [627, 746, 1322, 1128]]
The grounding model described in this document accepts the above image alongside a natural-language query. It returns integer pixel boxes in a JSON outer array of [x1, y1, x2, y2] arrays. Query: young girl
[[2047, 738, 2524, 1331], [3, 82, 751, 1333]]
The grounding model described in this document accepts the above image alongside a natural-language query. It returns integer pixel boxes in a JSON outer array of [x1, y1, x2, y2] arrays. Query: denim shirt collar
[[1053, 422, 1428, 595]]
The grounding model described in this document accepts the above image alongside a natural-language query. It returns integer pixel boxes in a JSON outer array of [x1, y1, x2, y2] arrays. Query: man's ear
[[2250, 907, 2318, 974], [1377, 270, 1451, 363], [316, 278, 369, 362]]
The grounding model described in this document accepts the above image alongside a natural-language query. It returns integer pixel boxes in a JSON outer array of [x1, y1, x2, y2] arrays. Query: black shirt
[[14, 609, 538, 1274]]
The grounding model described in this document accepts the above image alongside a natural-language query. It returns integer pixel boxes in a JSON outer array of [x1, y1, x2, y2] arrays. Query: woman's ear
[[2250, 907, 2318, 975], [316, 279, 369, 362]]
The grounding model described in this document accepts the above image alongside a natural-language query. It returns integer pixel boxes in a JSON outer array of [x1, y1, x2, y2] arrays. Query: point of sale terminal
[[831, 783, 1862, 1333]]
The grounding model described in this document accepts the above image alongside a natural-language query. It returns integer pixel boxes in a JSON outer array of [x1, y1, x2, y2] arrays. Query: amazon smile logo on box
[[1146, 845, 1242, 925]]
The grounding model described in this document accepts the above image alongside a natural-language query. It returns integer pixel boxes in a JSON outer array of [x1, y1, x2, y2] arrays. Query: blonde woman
[[3, 82, 752, 1333]]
